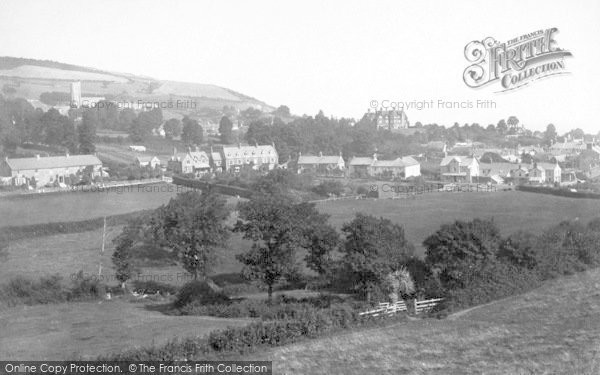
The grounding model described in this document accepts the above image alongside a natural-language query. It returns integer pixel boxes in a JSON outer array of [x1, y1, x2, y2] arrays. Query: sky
[[0, 0, 599, 134]]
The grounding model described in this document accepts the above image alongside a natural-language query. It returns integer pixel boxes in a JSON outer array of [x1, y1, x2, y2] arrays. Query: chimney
[[65, 151, 70, 157], [373, 152, 377, 161], [319, 151, 323, 157], [238, 142, 242, 148], [173, 147, 177, 155], [35, 154, 40, 160]]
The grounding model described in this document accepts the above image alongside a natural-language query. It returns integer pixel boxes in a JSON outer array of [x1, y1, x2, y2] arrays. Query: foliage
[[424, 218, 501, 289], [219, 116, 233, 144], [181, 116, 203, 145], [234, 194, 332, 301], [340, 213, 415, 301], [174, 280, 229, 309], [312, 180, 344, 197]]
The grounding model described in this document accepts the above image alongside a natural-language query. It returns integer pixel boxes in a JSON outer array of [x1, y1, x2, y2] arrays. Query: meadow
[[258, 267, 600, 374], [317, 190, 600, 254], [0, 184, 177, 227]]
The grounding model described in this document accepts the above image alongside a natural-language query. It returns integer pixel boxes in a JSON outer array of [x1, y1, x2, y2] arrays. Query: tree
[[341, 213, 415, 301], [424, 218, 501, 289], [181, 116, 203, 145], [234, 194, 324, 302], [78, 109, 97, 154], [273, 105, 290, 118], [129, 108, 162, 142], [150, 190, 230, 280], [111, 218, 143, 288], [496, 119, 507, 134], [219, 116, 233, 144], [164, 118, 182, 140], [543, 124, 557, 146]]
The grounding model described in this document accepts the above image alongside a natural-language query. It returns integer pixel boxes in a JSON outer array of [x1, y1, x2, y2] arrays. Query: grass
[[317, 190, 600, 254], [0, 227, 248, 286], [252, 267, 600, 374], [0, 298, 251, 360]]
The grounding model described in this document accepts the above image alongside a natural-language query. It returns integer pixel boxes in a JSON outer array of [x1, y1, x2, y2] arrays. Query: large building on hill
[[0, 154, 103, 187], [364, 109, 410, 130]]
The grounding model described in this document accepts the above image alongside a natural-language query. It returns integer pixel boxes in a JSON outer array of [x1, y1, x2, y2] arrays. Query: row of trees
[[112, 168, 600, 305], [0, 97, 97, 155]]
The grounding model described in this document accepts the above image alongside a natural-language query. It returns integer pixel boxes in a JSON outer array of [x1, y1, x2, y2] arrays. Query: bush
[[0, 273, 106, 308], [104, 302, 404, 360], [174, 280, 229, 308], [443, 261, 541, 312]]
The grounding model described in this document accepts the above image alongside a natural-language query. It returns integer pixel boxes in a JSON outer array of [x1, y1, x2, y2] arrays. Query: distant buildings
[[135, 156, 161, 169], [364, 109, 410, 130], [70, 81, 105, 108], [479, 161, 562, 185], [297, 152, 345, 174], [439, 156, 480, 183], [0, 154, 103, 187], [221, 143, 278, 172], [348, 154, 420, 178], [168, 148, 211, 176]]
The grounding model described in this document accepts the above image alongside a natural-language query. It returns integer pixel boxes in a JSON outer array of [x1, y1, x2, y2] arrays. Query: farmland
[[258, 267, 600, 375], [0, 183, 177, 227], [317, 190, 600, 254]]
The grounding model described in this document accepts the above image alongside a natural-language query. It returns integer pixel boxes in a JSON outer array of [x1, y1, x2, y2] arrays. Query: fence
[[359, 298, 443, 317]]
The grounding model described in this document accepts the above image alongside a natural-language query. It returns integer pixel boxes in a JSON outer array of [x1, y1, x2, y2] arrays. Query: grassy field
[[0, 227, 247, 286], [317, 190, 600, 254], [0, 299, 251, 360], [256, 267, 600, 374], [0, 184, 177, 227]]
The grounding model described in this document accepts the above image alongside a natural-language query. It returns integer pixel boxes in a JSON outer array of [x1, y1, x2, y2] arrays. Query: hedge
[[517, 185, 600, 199], [102, 302, 406, 361]]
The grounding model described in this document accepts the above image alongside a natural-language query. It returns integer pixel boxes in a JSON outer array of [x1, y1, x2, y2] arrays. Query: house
[[221, 143, 278, 172], [537, 162, 561, 184], [135, 156, 161, 169], [129, 145, 147, 152], [168, 148, 211, 176], [510, 165, 529, 183], [561, 169, 578, 186], [209, 147, 223, 173], [297, 152, 345, 174], [348, 157, 374, 177], [479, 162, 522, 184], [0, 154, 103, 187], [440, 156, 480, 183], [364, 108, 410, 130], [528, 164, 546, 184], [348, 154, 420, 178]]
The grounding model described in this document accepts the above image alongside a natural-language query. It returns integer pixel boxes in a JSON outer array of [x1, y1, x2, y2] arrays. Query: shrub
[[0, 275, 67, 306], [69, 271, 106, 300], [174, 280, 229, 308]]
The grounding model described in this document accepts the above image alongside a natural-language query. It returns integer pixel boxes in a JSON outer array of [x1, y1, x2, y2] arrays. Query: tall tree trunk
[[267, 284, 273, 304]]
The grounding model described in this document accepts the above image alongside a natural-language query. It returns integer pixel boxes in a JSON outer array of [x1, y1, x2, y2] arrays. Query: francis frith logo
[[463, 28, 572, 92]]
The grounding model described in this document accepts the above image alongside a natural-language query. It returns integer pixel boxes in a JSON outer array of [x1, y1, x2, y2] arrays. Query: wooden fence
[[359, 298, 443, 317]]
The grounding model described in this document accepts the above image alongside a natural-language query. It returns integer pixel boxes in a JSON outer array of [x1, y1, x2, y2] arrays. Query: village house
[[364, 108, 410, 130], [528, 164, 546, 184], [135, 156, 161, 169], [440, 155, 480, 183], [167, 148, 211, 176], [297, 152, 345, 174], [348, 154, 420, 178], [0, 154, 103, 187], [537, 162, 562, 184], [221, 143, 278, 172], [209, 147, 223, 173]]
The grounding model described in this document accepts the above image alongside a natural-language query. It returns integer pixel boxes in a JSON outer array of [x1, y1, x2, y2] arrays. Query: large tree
[[164, 118, 183, 140], [181, 116, 203, 145], [219, 116, 233, 144], [234, 194, 329, 301], [424, 218, 501, 289], [341, 213, 415, 301]]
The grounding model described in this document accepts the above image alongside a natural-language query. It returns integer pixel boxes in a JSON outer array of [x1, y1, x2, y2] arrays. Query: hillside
[[260, 267, 600, 374], [0, 56, 273, 113]]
